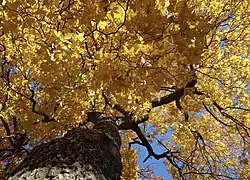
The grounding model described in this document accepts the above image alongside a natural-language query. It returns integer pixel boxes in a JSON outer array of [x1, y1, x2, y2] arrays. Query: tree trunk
[[6, 119, 122, 180]]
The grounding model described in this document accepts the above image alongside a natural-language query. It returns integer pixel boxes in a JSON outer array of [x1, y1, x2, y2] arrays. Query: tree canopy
[[0, 0, 249, 179]]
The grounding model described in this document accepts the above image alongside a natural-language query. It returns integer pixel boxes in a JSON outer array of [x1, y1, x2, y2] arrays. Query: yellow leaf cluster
[[0, 0, 250, 179]]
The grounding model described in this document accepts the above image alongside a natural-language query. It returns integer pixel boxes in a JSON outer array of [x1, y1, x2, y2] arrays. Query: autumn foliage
[[0, 0, 250, 179]]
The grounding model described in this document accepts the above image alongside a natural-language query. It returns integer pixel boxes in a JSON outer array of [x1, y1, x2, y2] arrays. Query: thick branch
[[29, 88, 55, 124], [152, 88, 184, 108]]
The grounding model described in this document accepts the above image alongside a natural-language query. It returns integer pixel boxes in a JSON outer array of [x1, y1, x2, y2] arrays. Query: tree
[[0, 0, 249, 179]]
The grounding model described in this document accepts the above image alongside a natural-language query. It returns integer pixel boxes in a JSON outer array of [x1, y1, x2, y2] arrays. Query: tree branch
[[202, 103, 231, 127], [128, 123, 184, 179]]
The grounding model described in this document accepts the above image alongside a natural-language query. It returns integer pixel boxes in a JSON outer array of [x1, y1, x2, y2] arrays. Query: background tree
[[0, 0, 249, 179]]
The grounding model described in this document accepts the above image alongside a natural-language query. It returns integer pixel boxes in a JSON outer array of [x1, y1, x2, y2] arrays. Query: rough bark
[[6, 119, 122, 180]]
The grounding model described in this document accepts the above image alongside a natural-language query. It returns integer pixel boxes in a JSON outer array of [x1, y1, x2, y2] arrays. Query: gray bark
[[6, 119, 122, 180]]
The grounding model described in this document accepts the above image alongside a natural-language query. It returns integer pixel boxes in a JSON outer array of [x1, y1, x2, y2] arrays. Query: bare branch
[[202, 103, 231, 127], [128, 123, 184, 179]]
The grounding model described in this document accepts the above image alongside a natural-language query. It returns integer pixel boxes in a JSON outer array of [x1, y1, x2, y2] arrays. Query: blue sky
[[134, 125, 174, 179], [136, 142, 173, 179]]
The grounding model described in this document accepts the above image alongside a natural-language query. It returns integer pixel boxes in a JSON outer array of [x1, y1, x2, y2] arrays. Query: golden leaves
[[0, 0, 250, 178], [120, 131, 138, 179]]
